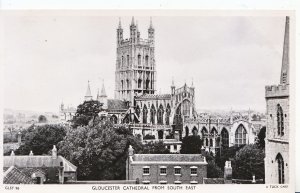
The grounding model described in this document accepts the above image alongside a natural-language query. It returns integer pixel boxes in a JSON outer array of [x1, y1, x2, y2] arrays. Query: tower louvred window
[[277, 104, 284, 136]]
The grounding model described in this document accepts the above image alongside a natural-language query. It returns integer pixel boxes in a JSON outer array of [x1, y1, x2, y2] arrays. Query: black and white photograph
[[1, 8, 296, 193]]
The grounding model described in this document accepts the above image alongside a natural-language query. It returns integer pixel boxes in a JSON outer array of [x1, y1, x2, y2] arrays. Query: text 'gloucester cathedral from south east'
[[59, 17, 266, 154]]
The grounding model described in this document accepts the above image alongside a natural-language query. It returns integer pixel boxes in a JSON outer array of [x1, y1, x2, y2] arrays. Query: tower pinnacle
[[149, 17, 153, 29], [280, 16, 289, 85], [84, 80, 93, 101], [118, 17, 122, 29], [131, 16, 135, 26]]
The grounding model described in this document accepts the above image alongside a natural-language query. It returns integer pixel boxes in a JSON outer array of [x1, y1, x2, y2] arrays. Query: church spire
[[84, 80, 93, 101], [100, 82, 107, 97], [118, 17, 122, 29], [280, 16, 289, 85], [131, 16, 135, 26], [149, 17, 153, 29]]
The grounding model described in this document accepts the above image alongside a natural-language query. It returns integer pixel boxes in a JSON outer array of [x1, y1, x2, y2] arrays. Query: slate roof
[[107, 99, 127, 111], [133, 154, 204, 162], [203, 178, 225, 184], [136, 94, 171, 100], [4, 166, 34, 184], [4, 156, 77, 172]]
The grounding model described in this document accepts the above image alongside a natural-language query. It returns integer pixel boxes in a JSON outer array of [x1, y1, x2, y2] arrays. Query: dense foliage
[[58, 121, 143, 180], [180, 135, 203, 154], [14, 124, 67, 155], [255, 126, 266, 149], [38, 115, 47, 123], [141, 141, 170, 154], [232, 144, 265, 180], [71, 100, 102, 128]]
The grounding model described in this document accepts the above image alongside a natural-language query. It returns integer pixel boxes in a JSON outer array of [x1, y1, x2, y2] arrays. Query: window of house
[[190, 181, 198, 184], [143, 166, 150, 175], [174, 145, 177, 151], [174, 181, 182, 184], [190, 166, 197, 175], [174, 167, 181, 175], [160, 167, 167, 175]]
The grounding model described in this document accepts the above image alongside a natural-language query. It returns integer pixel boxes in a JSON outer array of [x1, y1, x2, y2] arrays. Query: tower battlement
[[265, 84, 289, 98]]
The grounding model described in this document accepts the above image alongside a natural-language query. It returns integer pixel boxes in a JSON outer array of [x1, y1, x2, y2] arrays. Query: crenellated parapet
[[265, 84, 289, 98]]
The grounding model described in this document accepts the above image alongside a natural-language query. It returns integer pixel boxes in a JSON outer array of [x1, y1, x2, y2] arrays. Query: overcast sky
[[3, 12, 287, 113]]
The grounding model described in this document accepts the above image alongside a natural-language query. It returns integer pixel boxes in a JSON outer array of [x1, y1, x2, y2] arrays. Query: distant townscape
[[3, 16, 289, 185]]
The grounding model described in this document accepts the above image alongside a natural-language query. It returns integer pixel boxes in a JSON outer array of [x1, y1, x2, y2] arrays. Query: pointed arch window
[[121, 80, 124, 90], [121, 56, 124, 67], [185, 126, 189, 137], [143, 105, 148, 124], [138, 54, 141, 66], [192, 127, 198, 136], [182, 100, 190, 116], [138, 79, 142, 88], [145, 55, 149, 66], [235, 124, 247, 147], [221, 128, 229, 147], [136, 105, 140, 118], [277, 104, 284, 136], [157, 104, 164, 125], [276, 153, 285, 184], [126, 79, 129, 89], [150, 104, 156, 124], [127, 55, 130, 66], [165, 104, 171, 125]]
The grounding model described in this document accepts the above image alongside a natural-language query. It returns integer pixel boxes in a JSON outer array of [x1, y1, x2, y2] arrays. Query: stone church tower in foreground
[[265, 16, 290, 184], [115, 17, 156, 105]]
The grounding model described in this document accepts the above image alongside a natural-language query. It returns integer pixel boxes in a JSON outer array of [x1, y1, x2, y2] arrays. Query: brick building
[[126, 145, 207, 184]]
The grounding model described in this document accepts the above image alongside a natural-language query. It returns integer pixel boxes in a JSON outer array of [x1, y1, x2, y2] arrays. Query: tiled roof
[[203, 178, 225, 184], [107, 99, 127, 110], [133, 154, 204, 162], [3, 156, 77, 172], [4, 166, 34, 184], [136, 94, 171, 100]]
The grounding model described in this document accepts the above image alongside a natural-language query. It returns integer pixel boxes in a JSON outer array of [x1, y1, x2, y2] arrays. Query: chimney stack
[[52, 145, 57, 159], [224, 161, 233, 184]]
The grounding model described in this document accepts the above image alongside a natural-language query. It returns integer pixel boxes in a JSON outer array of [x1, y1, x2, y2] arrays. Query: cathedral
[[60, 17, 265, 154], [264, 16, 290, 184]]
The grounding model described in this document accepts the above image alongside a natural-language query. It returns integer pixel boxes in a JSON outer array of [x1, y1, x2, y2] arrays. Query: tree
[[202, 151, 223, 178], [38, 115, 47, 123], [141, 141, 170, 154], [71, 100, 102, 128], [215, 145, 244, 170], [58, 121, 143, 180], [232, 144, 265, 180], [255, 126, 266, 149], [15, 124, 67, 155], [180, 135, 203, 154]]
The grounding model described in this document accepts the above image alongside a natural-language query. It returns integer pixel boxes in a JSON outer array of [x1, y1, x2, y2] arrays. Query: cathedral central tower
[[115, 17, 156, 105]]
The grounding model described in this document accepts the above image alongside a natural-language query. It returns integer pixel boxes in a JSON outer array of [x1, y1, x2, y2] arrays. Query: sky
[[3, 11, 287, 113]]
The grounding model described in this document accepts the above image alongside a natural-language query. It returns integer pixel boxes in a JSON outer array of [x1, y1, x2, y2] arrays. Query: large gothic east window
[[182, 100, 190, 116], [276, 153, 285, 184], [157, 104, 164, 125], [235, 124, 247, 147], [277, 104, 284, 136], [221, 128, 229, 147]]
